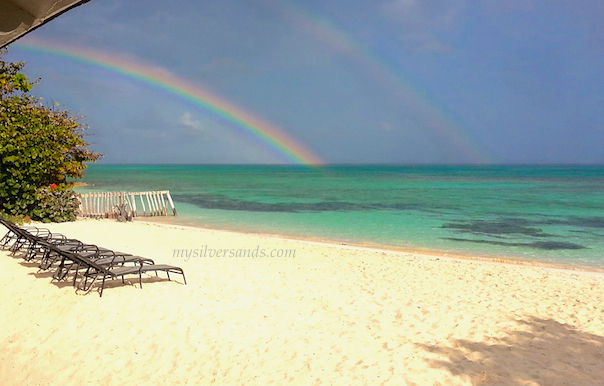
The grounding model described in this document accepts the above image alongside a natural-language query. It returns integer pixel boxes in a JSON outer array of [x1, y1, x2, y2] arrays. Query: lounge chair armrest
[[73, 244, 101, 254], [47, 233, 67, 243], [96, 249, 119, 258], [32, 228, 51, 237]]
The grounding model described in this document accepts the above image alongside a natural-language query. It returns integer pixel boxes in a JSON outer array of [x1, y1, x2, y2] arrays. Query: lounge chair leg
[[39, 250, 49, 269], [24, 244, 34, 260], [182, 271, 187, 285], [53, 257, 64, 280], [72, 263, 80, 286], [166, 271, 170, 281], [139, 272, 142, 289], [100, 276, 106, 297]]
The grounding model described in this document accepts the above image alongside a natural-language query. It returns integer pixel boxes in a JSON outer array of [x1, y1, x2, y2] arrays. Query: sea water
[[77, 165, 604, 269]]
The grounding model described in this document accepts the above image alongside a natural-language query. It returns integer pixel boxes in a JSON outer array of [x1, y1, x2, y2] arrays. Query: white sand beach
[[1, 219, 603, 385]]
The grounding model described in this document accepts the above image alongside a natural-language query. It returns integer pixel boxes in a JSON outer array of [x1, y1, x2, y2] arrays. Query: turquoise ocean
[[77, 165, 604, 270]]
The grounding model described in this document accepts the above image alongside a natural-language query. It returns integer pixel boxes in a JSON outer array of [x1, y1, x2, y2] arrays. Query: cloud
[[178, 112, 204, 133]]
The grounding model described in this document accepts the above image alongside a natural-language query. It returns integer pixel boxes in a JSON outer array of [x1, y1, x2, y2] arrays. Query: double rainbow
[[13, 38, 323, 165]]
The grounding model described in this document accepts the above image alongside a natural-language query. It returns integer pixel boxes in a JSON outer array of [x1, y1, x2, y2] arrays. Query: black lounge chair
[[0, 218, 43, 246], [42, 242, 113, 270], [24, 234, 80, 262], [0, 219, 74, 261], [27, 237, 153, 279], [51, 245, 155, 282], [0, 218, 55, 254], [46, 244, 186, 297], [0, 219, 33, 248], [2, 219, 185, 296], [1, 221, 153, 275]]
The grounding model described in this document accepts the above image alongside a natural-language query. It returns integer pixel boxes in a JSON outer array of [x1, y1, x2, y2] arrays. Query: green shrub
[[0, 210, 29, 225], [0, 50, 102, 222], [31, 185, 81, 223]]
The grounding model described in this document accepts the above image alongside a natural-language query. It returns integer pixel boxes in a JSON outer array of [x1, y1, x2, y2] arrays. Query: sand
[[1, 219, 603, 385]]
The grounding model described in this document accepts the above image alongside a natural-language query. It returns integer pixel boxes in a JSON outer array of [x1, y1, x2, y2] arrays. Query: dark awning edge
[[1, 0, 93, 49]]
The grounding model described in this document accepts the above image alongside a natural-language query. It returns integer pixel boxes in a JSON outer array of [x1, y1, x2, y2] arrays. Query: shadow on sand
[[416, 316, 604, 385]]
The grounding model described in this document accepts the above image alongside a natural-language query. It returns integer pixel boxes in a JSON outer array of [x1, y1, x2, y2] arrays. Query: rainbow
[[12, 38, 322, 165], [272, 0, 491, 163]]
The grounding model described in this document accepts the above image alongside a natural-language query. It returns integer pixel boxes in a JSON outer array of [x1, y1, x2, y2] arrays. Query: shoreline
[[135, 217, 604, 276]]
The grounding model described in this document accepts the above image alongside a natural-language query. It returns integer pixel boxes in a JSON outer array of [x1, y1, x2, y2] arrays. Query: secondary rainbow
[[273, 0, 491, 163], [13, 38, 322, 165]]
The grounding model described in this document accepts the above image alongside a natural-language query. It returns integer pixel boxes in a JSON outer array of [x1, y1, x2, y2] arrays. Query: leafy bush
[[31, 185, 81, 223], [0, 50, 102, 222], [0, 210, 29, 225]]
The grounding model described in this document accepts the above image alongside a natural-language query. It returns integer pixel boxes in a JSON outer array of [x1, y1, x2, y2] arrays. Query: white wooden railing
[[78, 190, 177, 218]]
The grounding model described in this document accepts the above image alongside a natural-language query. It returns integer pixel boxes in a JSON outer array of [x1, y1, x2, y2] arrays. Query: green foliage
[[32, 186, 80, 223], [0, 210, 29, 225], [0, 50, 103, 222]]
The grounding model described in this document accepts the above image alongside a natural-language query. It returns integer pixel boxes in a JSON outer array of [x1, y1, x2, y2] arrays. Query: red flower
[[50, 183, 57, 189]]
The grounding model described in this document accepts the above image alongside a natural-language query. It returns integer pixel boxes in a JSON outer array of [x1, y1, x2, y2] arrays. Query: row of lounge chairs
[[0, 218, 186, 297]]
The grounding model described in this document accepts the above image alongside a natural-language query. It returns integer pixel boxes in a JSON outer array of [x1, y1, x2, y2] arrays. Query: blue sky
[[5, 0, 604, 164]]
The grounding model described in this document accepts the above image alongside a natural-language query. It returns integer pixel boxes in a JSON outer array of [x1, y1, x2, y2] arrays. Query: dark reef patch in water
[[561, 217, 604, 229], [174, 194, 452, 213], [568, 230, 604, 237], [480, 213, 604, 230], [441, 219, 553, 238], [443, 238, 586, 250]]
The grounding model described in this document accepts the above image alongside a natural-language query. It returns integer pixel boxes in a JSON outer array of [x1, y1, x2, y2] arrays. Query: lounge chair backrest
[[45, 243, 113, 275], [0, 218, 17, 232]]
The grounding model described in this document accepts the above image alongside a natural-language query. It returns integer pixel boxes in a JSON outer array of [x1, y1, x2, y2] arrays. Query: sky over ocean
[[3, 0, 604, 165]]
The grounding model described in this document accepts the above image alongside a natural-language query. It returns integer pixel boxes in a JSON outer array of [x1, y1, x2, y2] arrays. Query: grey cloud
[[178, 112, 205, 133]]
